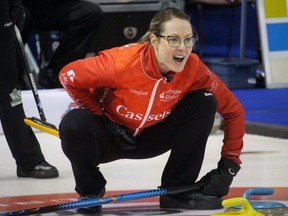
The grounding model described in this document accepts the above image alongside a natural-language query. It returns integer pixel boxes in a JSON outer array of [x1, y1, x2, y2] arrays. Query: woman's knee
[[195, 90, 217, 114], [59, 109, 93, 138], [59, 109, 95, 156], [180, 90, 217, 114]]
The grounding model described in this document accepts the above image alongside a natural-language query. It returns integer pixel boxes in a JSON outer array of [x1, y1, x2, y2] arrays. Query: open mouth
[[173, 55, 185, 63]]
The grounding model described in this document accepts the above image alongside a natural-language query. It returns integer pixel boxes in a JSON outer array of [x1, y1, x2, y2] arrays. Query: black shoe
[[160, 192, 223, 210], [77, 188, 106, 214], [17, 161, 59, 178]]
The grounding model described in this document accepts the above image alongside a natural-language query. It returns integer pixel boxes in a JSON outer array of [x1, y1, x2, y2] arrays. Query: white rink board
[[0, 89, 73, 135]]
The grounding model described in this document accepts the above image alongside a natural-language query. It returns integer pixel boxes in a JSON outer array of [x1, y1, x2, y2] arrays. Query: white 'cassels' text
[[116, 105, 171, 121]]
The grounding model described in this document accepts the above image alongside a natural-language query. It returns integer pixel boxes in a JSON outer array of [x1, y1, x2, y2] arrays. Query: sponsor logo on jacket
[[159, 89, 182, 101], [116, 105, 171, 121]]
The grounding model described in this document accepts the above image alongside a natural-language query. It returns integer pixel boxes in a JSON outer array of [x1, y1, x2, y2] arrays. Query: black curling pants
[[59, 90, 217, 196], [0, 0, 45, 169]]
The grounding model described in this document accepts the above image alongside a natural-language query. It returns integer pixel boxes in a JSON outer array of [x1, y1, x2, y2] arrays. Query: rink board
[[0, 89, 73, 135]]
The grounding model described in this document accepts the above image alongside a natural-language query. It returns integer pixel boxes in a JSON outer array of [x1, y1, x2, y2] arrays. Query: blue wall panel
[[267, 23, 288, 51]]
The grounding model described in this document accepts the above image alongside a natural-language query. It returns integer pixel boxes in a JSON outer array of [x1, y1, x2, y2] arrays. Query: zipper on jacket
[[133, 78, 165, 136]]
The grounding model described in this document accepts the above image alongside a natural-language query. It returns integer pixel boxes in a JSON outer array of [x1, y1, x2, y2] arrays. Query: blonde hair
[[138, 7, 192, 43]]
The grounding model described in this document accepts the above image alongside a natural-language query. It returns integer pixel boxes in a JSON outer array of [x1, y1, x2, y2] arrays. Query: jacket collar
[[140, 43, 164, 80]]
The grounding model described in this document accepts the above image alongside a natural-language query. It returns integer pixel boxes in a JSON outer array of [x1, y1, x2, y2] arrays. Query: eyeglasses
[[156, 35, 197, 48]]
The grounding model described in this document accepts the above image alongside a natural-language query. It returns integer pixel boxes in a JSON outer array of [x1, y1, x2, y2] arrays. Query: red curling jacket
[[59, 43, 245, 164]]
